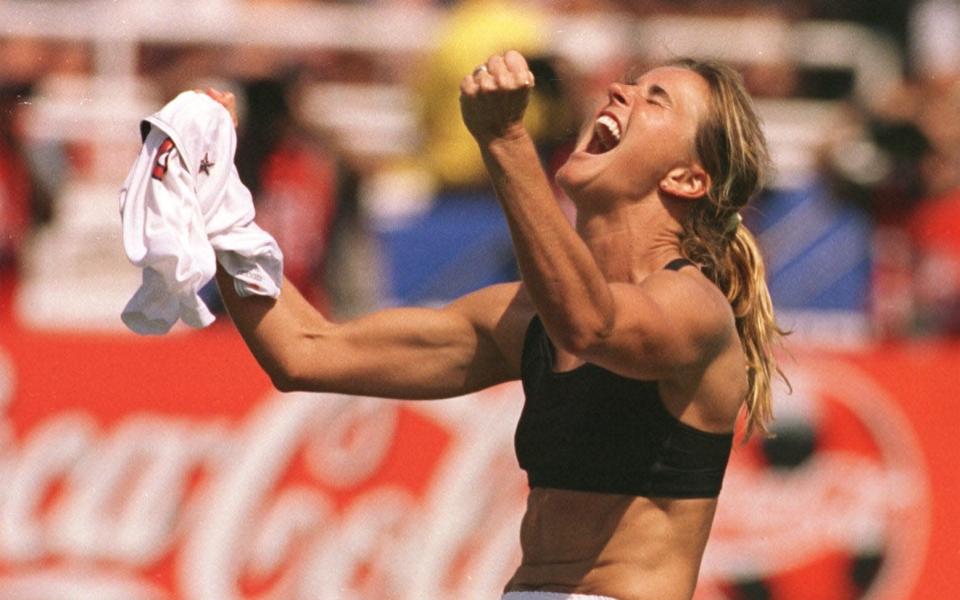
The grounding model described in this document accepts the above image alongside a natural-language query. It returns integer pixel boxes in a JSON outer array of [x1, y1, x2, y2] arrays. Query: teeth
[[596, 115, 621, 141], [594, 115, 621, 151]]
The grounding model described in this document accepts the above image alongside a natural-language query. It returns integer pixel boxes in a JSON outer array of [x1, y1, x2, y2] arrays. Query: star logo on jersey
[[199, 153, 215, 176]]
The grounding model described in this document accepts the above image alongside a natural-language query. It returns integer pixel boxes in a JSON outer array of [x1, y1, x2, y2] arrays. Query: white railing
[[1, 2, 900, 96], [3, 3, 903, 167], [1, 1, 901, 330]]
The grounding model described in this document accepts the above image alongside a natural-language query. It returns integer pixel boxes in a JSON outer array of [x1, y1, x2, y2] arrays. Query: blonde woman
[[211, 50, 784, 600]]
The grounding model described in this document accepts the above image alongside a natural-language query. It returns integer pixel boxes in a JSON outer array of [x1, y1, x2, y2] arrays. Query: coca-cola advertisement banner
[[0, 319, 954, 600]]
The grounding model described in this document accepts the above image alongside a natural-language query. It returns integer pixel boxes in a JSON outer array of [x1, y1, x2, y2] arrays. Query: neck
[[575, 196, 685, 284]]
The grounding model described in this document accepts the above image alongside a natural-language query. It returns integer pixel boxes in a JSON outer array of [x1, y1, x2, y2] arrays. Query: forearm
[[481, 130, 615, 349]]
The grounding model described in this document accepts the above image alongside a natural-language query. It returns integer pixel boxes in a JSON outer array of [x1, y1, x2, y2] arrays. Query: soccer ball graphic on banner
[[696, 359, 931, 600]]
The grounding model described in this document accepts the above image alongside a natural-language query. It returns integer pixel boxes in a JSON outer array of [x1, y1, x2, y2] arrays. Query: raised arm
[[216, 269, 529, 398], [460, 52, 616, 355], [460, 52, 733, 382]]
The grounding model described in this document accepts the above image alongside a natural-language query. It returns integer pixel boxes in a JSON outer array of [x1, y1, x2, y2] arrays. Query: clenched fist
[[460, 50, 536, 145]]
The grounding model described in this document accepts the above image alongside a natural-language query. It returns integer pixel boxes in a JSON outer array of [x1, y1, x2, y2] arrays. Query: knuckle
[[505, 49, 525, 63]]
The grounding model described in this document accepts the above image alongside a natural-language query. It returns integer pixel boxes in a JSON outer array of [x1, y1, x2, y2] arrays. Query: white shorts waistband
[[502, 592, 617, 600]]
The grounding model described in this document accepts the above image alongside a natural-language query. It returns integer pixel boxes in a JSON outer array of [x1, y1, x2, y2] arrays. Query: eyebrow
[[647, 84, 673, 107]]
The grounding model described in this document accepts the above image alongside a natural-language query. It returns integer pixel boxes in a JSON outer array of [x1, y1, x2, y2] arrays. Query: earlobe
[[659, 166, 710, 200]]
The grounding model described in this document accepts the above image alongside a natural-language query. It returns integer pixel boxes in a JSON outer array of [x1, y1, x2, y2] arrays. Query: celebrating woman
[[212, 49, 784, 600]]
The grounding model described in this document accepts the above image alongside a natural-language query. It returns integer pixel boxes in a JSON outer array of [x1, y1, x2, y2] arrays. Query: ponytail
[[726, 225, 786, 437]]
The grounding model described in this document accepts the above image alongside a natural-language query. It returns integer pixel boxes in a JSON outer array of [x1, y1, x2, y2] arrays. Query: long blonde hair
[[671, 58, 788, 438]]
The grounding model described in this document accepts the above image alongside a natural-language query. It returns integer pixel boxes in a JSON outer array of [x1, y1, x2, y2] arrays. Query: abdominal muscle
[[504, 487, 719, 600]]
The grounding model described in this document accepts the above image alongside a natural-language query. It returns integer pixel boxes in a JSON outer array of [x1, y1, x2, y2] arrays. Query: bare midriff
[[504, 487, 719, 600]]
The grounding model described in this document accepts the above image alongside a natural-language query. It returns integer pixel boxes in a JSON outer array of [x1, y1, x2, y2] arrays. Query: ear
[[658, 164, 710, 200]]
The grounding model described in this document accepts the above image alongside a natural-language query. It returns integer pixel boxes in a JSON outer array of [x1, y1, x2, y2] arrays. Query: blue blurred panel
[[374, 191, 518, 305], [749, 181, 872, 311]]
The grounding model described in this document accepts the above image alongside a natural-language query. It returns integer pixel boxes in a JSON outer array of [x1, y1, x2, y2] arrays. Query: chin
[[557, 154, 616, 209], [555, 153, 593, 196], [554, 166, 585, 206]]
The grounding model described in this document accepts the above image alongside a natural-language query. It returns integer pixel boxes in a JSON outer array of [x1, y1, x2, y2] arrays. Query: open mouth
[[585, 113, 622, 155]]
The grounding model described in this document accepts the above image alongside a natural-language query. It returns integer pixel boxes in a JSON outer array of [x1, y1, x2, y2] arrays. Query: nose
[[607, 82, 630, 107]]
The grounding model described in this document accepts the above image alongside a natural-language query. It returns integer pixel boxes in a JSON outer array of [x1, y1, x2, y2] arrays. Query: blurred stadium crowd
[[1, 0, 959, 343]]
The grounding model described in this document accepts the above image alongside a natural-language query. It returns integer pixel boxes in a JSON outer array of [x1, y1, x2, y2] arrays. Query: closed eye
[[647, 84, 673, 108]]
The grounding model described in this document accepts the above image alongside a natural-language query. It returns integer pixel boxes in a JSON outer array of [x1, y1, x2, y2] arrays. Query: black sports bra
[[513, 259, 734, 498]]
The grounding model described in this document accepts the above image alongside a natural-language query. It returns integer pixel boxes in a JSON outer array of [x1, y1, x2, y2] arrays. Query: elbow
[[556, 330, 601, 355], [268, 362, 321, 393], [265, 359, 300, 392], [554, 312, 616, 355], [554, 290, 617, 354], [264, 325, 331, 393], [269, 369, 300, 393], [263, 347, 311, 393]]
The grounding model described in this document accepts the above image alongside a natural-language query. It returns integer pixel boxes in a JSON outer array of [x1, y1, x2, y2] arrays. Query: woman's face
[[555, 66, 711, 206]]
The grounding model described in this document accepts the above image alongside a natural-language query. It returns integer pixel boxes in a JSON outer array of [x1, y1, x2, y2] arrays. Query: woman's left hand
[[460, 50, 535, 145], [199, 87, 239, 128]]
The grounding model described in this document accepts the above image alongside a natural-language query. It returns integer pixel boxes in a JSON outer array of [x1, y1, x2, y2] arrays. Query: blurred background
[[0, 1, 958, 599]]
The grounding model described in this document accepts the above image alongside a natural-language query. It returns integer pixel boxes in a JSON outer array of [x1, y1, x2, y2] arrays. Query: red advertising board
[[0, 305, 956, 599]]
